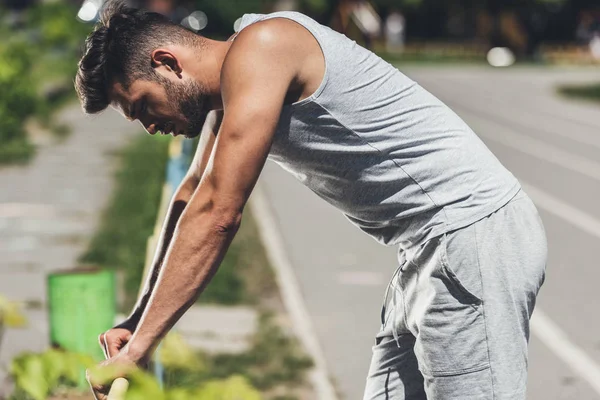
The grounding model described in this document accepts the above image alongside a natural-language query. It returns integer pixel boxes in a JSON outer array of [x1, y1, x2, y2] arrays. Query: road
[[257, 66, 600, 399]]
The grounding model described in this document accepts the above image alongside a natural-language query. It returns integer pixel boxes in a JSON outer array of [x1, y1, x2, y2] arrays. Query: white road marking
[[521, 182, 600, 239], [530, 309, 600, 395], [521, 181, 600, 394], [249, 183, 338, 400], [435, 79, 600, 150], [467, 113, 600, 183]]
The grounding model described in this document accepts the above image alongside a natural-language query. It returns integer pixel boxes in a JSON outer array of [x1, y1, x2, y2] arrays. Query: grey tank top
[[237, 12, 521, 250]]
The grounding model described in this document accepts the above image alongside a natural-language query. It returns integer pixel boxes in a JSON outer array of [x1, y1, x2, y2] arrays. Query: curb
[[249, 182, 339, 400]]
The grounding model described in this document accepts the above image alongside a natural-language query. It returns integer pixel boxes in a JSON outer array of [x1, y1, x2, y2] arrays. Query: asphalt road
[[258, 66, 600, 399]]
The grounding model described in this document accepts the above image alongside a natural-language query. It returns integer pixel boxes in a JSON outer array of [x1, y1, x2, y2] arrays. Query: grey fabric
[[237, 12, 521, 250], [363, 189, 547, 399]]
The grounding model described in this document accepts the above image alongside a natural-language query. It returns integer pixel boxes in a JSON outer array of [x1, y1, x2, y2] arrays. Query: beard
[[163, 78, 208, 139]]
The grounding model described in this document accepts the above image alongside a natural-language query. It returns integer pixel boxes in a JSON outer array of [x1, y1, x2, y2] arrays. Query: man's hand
[[87, 347, 145, 400], [98, 319, 137, 359]]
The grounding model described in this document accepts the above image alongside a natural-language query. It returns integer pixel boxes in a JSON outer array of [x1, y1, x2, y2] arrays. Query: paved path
[[0, 105, 135, 377], [258, 66, 600, 399]]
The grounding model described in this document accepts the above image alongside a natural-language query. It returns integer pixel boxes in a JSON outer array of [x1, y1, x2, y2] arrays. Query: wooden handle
[[107, 378, 129, 400]]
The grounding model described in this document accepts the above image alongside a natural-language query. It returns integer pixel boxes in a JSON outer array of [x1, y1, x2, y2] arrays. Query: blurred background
[[0, 0, 599, 399]]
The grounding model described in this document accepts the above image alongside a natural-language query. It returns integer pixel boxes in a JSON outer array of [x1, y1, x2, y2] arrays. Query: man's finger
[[103, 332, 113, 358], [99, 333, 109, 359], [109, 343, 121, 358], [92, 382, 110, 400]]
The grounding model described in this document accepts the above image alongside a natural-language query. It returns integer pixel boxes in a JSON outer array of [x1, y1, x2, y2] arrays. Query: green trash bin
[[47, 267, 116, 361]]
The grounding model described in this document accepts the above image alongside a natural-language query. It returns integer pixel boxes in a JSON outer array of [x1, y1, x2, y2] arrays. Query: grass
[[558, 83, 600, 103], [164, 312, 313, 399], [80, 134, 171, 309], [0, 138, 35, 165]]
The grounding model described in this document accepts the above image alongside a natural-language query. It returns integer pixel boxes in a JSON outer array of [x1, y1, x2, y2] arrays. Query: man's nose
[[142, 122, 157, 135], [136, 114, 156, 135]]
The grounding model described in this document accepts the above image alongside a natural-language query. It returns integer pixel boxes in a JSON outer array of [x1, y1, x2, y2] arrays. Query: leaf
[[10, 353, 50, 400], [40, 349, 65, 389], [126, 370, 166, 400], [159, 332, 205, 371], [166, 388, 192, 400], [0, 295, 27, 328], [196, 376, 262, 400]]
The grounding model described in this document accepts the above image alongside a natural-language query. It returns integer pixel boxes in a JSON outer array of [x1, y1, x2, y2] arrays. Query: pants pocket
[[440, 228, 484, 305], [415, 299, 490, 377], [411, 228, 491, 377]]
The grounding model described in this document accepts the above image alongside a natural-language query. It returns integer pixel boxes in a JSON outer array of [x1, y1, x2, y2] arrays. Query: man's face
[[111, 74, 209, 139]]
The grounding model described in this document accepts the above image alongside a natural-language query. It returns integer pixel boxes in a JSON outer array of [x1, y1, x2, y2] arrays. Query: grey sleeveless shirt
[[236, 12, 521, 249]]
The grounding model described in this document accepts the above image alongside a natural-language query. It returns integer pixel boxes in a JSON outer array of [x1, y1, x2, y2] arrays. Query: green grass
[[558, 83, 600, 103], [0, 138, 34, 165], [164, 312, 313, 399], [80, 134, 171, 309]]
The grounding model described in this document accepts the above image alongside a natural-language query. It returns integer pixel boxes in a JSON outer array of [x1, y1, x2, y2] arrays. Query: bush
[[9, 349, 94, 400], [0, 40, 37, 163], [558, 83, 600, 103], [9, 337, 264, 400], [25, 1, 92, 79], [0, 1, 93, 164]]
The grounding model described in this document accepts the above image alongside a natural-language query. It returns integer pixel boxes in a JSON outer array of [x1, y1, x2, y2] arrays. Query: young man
[[77, 2, 547, 399]]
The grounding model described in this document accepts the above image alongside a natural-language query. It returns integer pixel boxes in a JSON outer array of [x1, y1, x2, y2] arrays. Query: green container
[[47, 268, 116, 361]]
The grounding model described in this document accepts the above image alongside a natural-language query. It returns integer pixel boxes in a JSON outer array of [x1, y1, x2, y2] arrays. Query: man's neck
[[186, 39, 233, 110]]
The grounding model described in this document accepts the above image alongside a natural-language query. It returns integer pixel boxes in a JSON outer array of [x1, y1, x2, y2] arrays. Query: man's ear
[[151, 49, 183, 78]]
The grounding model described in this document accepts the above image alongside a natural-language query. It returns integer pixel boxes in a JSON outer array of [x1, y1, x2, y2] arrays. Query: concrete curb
[[249, 182, 339, 400]]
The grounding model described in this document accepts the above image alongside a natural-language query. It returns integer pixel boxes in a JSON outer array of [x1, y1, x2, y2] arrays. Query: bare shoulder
[[221, 18, 315, 81], [221, 18, 324, 105], [231, 18, 310, 54]]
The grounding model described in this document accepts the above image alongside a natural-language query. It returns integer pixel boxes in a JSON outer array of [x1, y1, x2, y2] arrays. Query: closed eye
[[140, 99, 147, 116]]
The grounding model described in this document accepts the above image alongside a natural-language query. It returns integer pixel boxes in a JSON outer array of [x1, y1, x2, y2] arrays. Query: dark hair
[[75, 0, 199, 114]]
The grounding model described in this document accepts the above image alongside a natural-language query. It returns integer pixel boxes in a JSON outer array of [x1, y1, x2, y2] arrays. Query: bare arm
[[100, 110, 222, 358], [123, 21, 301, 361], [127, 110, 223, 326]]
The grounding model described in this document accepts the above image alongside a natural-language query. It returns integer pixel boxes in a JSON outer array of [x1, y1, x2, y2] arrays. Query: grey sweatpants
[[363, 189, 547, 399]]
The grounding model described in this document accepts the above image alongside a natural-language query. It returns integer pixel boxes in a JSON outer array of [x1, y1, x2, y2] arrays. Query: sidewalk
[[0, 105, 136, 378]]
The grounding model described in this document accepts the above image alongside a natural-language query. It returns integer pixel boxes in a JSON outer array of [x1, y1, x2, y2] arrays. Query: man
[[76, 1, 547, 399]]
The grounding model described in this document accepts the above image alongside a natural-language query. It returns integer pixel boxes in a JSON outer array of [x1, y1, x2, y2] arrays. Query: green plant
[[0, 2, 94, 164], [0, 294, 28, 363], [26, 2, 91, 50], [111, 371, 262, 400], [558, 83, 600, 103], [162, 312, 313, 396], [0, 40, 37, 163], [9, 349, 94, 400], [9, 346, 262, 400], [207, 313, 313, 391]]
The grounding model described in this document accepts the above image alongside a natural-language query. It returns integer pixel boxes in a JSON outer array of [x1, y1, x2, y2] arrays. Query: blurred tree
[[1, 0, 38, 11], [192, 0, 276, 36], [141, 0, 594, 49]]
